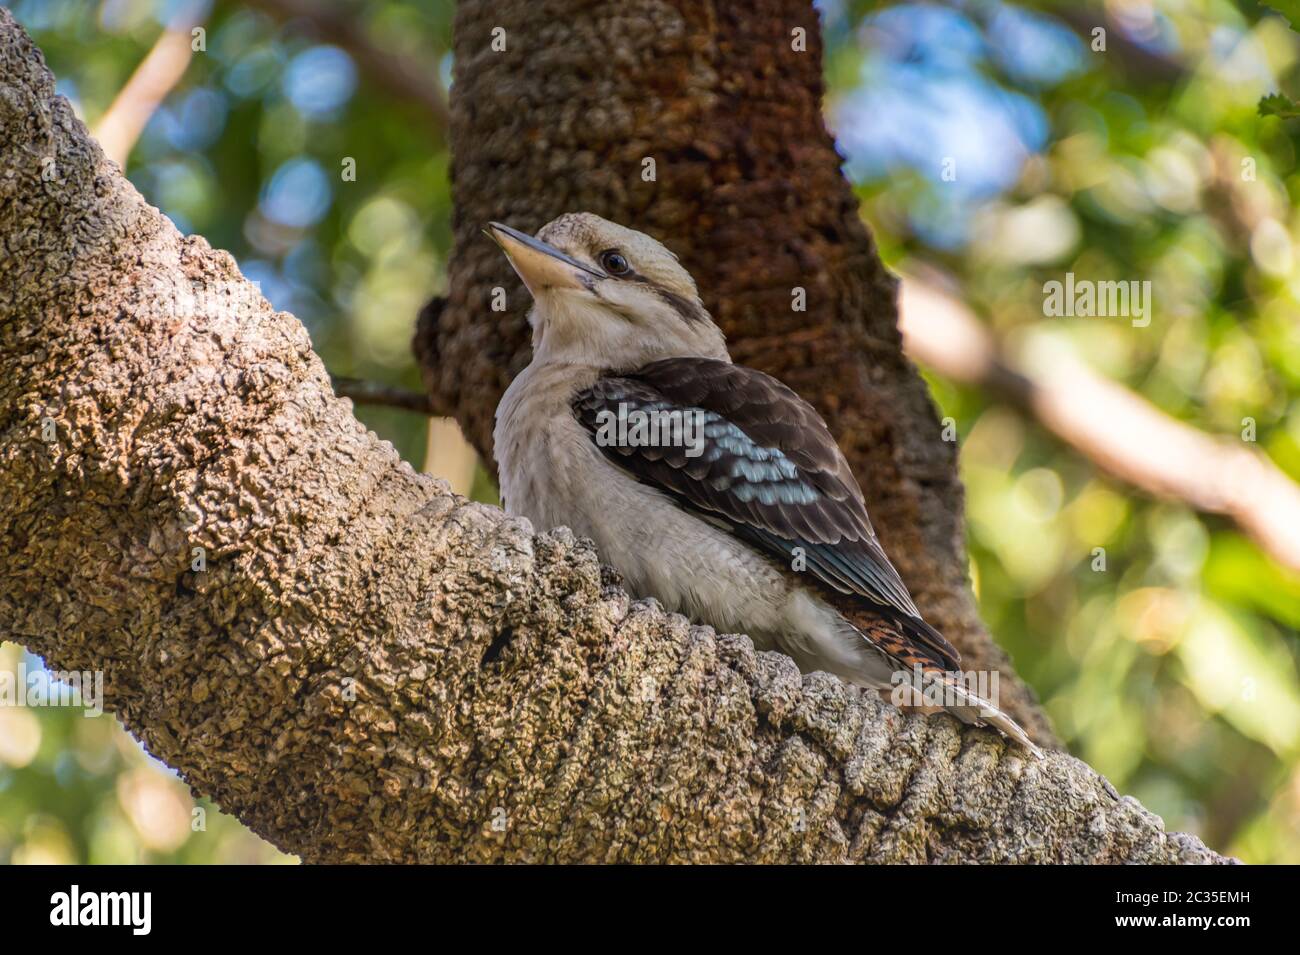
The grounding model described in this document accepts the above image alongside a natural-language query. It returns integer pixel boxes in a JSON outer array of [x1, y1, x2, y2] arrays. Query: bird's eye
[[599, 250, 631, 276]]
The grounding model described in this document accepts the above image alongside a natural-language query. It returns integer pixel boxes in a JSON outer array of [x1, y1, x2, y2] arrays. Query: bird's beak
[[486, 221, 604, 295]]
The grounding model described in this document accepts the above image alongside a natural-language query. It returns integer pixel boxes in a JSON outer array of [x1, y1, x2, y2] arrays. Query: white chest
[[493, 363, 794, 640]]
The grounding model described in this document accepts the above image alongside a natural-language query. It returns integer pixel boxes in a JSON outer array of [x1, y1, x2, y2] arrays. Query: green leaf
[[1261, 2, 1300, 33], [1259, 92, 1300, 119]]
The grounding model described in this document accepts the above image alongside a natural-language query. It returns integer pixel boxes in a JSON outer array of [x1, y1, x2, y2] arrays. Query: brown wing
[[571, 356, 959, 671]]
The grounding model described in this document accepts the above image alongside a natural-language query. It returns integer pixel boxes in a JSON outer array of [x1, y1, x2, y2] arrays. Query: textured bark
[[415, 0, 1051, 742], [0, 9, 1228, 863]]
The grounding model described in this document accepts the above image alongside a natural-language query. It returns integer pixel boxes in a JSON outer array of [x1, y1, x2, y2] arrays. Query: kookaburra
[[488, 213, 1038, 755]]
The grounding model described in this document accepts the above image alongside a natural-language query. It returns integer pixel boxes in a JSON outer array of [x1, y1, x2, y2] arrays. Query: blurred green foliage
[[2, 0, 1297, 863]]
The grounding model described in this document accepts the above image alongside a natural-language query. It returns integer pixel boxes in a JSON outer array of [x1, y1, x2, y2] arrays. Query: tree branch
[[0, 8, 1226, 863], [331, 376, 434, 414]]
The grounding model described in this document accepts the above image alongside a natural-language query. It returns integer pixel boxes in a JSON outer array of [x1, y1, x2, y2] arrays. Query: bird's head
[[487, 213, 729, 370]]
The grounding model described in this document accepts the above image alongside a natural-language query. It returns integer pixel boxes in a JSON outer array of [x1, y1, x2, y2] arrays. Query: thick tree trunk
[[415, 0, 1051, 741], [0, 9, 1226, 863]]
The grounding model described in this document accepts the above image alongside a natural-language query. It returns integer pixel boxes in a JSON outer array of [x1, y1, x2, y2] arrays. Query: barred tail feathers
[[914, 667, 1042, 758], [839, 604, 1043, 757]]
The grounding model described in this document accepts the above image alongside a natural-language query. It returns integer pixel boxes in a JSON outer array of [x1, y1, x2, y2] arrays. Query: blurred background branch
[[239, 0, 448, 130], [92, 3, 204, 165], [900, 272, 1300, 573], [331, 376, 433, 414]]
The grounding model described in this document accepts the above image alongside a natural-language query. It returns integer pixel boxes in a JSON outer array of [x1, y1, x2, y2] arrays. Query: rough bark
[[0, 9, 1228, 863], [415, 0, 1051, 742]]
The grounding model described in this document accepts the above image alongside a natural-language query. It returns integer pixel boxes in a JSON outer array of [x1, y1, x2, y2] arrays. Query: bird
[[487, 212, 1039, 756]]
